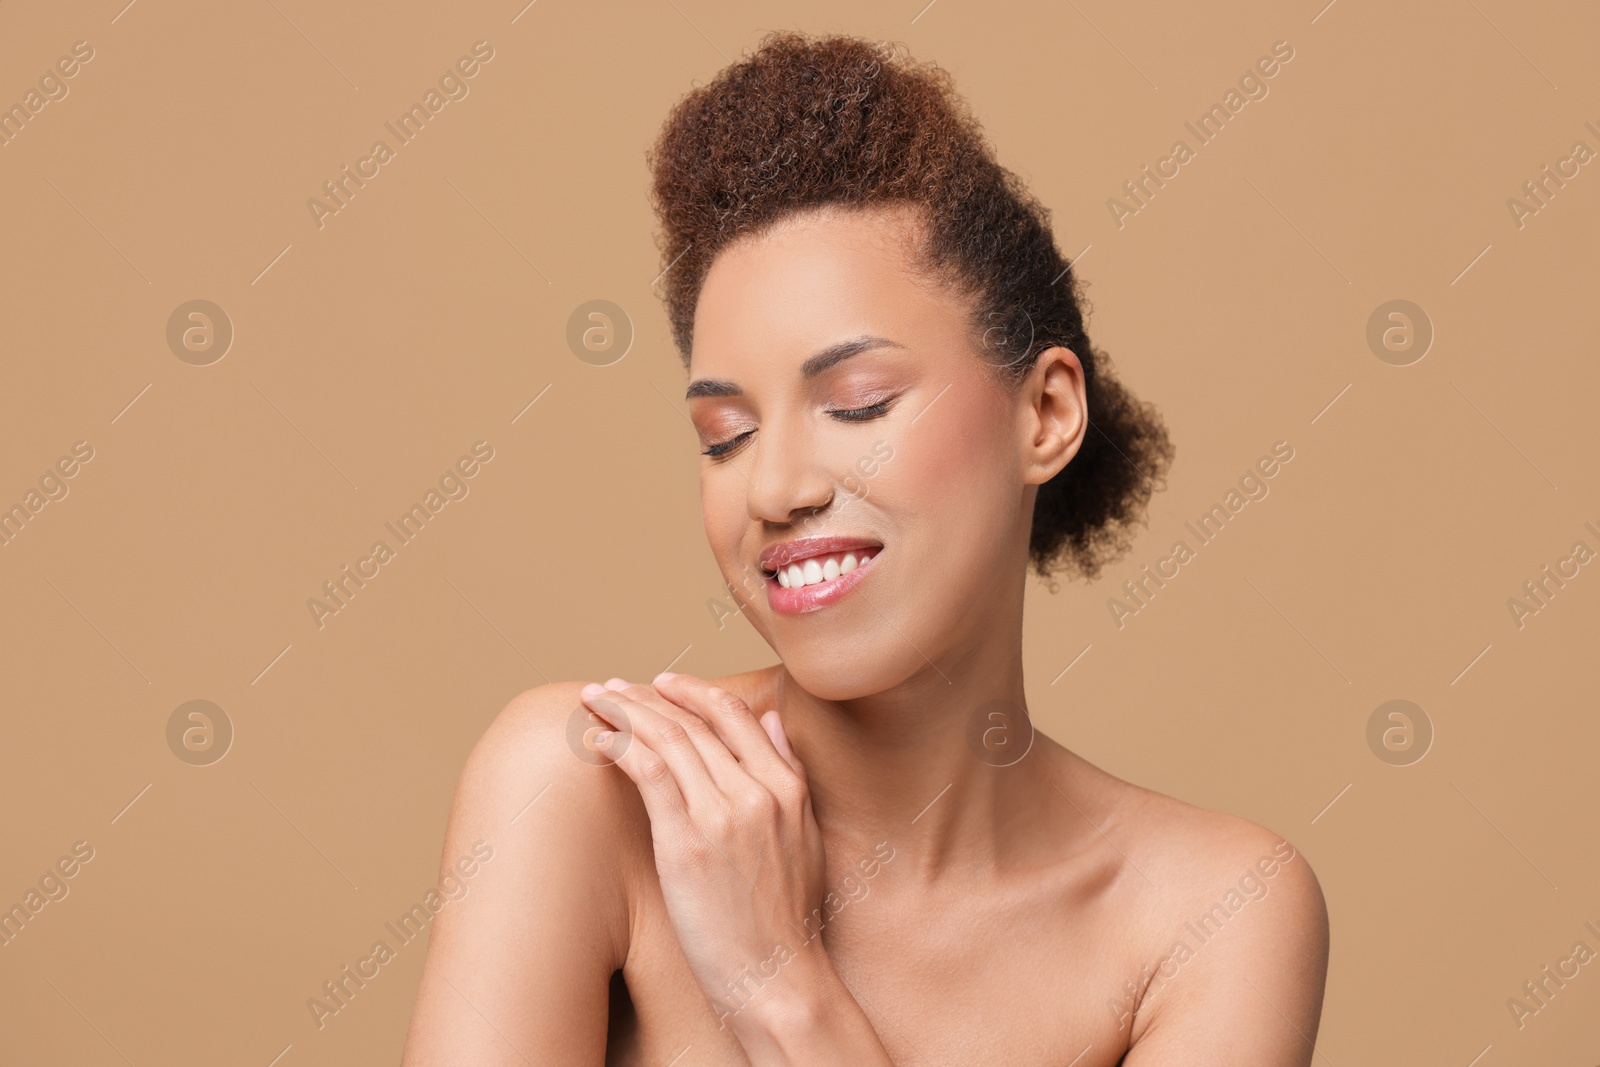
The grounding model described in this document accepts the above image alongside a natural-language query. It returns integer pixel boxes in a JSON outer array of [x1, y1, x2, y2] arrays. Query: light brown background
[[2, 0, 1597, 1063]]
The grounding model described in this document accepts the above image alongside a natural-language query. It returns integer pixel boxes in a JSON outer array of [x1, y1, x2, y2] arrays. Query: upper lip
[[760, 535, 883, 575]]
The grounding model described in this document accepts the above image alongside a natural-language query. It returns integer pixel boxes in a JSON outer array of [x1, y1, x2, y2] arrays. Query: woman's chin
[[774, 647, 929, 703], [789, 671, 876, 702]]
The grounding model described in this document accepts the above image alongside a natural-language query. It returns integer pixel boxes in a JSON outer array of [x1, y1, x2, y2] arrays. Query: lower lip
[[765, 551, 882, 615]]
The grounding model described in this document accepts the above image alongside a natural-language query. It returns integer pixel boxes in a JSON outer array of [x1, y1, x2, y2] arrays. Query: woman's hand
[[578, 673, 831, 1034]]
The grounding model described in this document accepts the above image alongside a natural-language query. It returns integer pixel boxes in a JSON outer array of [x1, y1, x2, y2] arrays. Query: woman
[[403, 31, 1328, 1066]]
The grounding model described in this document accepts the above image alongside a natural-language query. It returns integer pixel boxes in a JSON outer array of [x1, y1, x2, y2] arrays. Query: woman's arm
[[579, 674, 898, 1067], [401, 682, 631, 1065], [576, 681, 902, 1062], [1121, 827, 1330, 1066]]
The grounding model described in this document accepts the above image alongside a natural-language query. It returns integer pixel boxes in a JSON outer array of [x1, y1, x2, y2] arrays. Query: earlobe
[[1022, 347, 1087, 484]]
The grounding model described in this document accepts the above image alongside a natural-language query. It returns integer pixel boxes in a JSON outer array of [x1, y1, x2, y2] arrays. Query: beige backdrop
[[2, 0, 1597, 1063]]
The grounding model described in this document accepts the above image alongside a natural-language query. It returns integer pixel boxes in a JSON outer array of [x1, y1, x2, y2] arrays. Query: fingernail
[[654, 671, 677, 684], [603, 677, 629, 691], [593, 729, 613, 745], [580, 682, 606, 699]]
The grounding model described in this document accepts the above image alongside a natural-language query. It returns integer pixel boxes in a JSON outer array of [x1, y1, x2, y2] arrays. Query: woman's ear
[[1020, 346, 1087, 486]]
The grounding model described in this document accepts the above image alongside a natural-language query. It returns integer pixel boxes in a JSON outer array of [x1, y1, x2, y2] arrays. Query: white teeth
[[772, 549, 878, 589]]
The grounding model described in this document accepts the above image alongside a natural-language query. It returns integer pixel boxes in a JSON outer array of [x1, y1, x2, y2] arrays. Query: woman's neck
[[767, 631, 1057, 885]]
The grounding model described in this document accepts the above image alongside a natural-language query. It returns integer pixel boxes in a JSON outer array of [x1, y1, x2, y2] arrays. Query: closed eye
[[702, 397, 896, 459], [702, 430, 754, 459], [828, 398, 895, 422]]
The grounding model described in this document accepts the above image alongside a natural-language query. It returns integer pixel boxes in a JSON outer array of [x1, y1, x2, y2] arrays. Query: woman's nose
[[744, 421, 835, 525]]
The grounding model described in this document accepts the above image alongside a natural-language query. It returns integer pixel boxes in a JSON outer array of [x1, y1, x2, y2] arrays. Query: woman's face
[[686, 204, 1078, 699]]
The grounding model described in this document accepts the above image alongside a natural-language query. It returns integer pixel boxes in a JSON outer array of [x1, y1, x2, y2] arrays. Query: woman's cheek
[[888, 391, 1023, 598], [701, 477, 746, 576], [897, 387, 1012, 502]]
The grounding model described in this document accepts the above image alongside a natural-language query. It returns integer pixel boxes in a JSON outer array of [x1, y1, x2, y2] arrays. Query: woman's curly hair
[[647, 30, 1174, 582]]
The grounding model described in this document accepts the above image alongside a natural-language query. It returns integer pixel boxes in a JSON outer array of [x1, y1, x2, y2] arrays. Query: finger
[[651, 673, 797, 787], [649, 675, 806, 819], [605, 681, 748, 793], [760, 710, 805, 779], [582, 685, 724, 815], [589, 693, 764, 890], [591, 721, 689, 817], [598, 722, 762, 892]]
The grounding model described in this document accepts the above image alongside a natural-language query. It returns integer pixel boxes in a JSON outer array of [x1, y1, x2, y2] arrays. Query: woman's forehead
[[690, 208, 963, 365]]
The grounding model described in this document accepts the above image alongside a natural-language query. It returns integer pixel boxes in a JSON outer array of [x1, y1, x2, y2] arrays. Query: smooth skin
[[402, 203, 1329, 1065]]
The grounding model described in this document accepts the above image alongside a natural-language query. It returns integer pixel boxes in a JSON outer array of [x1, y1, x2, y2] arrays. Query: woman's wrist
[[724, 941, 895, 1066]]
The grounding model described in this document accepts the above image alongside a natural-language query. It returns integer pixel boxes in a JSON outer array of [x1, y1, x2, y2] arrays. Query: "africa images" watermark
[[707, 439, 894, 630], [1505, 519, 1599, 631], [306, 840, 494, 1030], [307, 441, 495, 629], [307, 41, 496, 230], [1504, 915, 1600, 1031], [1505, 120, 1600, 231], [709, 840, 896, 1029], [1108, 40, 1296, 229], [1, 840, 96, 948], [0, 40, 95, 150], [0, 440, 95, 550], [1105, 839, 1299, 1031], [1107, 440, 1295, 629]]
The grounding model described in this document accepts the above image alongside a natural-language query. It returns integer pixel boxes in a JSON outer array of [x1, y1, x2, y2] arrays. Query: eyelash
[[701, 398, 897, 458], [830, 398, 894, 422], [702, 433, 753, 459]]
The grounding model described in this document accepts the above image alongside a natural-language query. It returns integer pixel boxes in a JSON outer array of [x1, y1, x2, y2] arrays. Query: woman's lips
[[765, 548, 882, 615], [759, 535, 883, 573]]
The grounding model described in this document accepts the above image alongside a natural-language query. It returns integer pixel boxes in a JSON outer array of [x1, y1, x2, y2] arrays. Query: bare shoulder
[[457, 680, 641, 834], [402, 681, 647, 1064], [447, 668, 776, 907], [1129, 776, 1323, 925], [450, 680, 654, 922], [468, 678, 603, 770], [1054, 746, 1324, 913], [1060, 751, 1330, 1064]]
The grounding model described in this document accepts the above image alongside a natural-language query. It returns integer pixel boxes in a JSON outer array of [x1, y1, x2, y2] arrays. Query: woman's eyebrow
[[684, 334, 904, 400], [685, 378, 742, 400]]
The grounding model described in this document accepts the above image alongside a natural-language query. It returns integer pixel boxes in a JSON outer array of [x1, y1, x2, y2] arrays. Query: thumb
[[760, 710, 804, 776]]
